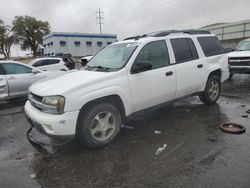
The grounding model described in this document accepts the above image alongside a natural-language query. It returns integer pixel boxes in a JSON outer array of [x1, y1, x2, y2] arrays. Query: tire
[[77, 103, 122, 148], [199, 75, 221, 104], [228, 73, 233, 80]]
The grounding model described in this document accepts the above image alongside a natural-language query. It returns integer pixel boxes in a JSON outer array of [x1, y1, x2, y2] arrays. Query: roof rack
[[123, 34, 148, 41], [123, 29, 210, 40], [149, 29, 211, 37]]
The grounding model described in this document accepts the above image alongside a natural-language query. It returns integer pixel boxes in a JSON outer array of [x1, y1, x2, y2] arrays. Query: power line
[[96, 8, 104, 34]]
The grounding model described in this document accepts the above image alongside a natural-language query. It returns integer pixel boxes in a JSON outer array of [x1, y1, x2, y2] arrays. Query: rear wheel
[[77, 103, 122, 148], [199, 75, 221, 104]]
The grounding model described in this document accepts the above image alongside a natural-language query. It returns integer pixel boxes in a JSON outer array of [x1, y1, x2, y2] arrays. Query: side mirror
[[224, 47, 235, 53], [32, 69, 40, 74], [131, 61, 152, 74], [81, 59, 88, 67]]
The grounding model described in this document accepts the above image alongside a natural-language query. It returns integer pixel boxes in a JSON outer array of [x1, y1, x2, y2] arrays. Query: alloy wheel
[[90, 111, 116, 141]]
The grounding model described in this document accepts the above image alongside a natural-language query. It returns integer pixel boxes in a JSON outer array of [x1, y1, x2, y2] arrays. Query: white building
[[43, 32, 117, 57], [201, 20, 250, 47]]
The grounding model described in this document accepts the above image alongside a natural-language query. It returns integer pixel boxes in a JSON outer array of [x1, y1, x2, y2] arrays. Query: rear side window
[[171, 38, 199, 63], [134, 40, 170, 69], [198, 37, 224, 57], [44, 59, 60, 66]]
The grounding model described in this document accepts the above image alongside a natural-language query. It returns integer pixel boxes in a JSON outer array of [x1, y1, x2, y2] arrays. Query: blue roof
[[43, 33, 117, 40]]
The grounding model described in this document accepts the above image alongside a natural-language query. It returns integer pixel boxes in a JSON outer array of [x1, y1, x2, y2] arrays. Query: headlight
[[42, 96, 65, 114]]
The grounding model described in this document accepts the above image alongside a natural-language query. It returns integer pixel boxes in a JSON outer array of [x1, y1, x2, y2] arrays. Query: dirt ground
[[0, 74, 250, 188]]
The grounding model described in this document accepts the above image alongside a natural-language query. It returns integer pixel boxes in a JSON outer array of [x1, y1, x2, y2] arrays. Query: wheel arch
[[201, 68, 222, 91], [75, 94, 127, 136], [208, 69, 222, 80]]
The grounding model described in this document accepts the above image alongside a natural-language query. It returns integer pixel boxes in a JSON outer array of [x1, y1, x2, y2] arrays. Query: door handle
[[165, 71, 173, 76], [8, 76, 16, 80], [197, 64, 203, 68]]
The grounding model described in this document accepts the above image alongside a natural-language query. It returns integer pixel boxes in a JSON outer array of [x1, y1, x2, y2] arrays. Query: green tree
[[0, 19, 15, 59], [12, 16, 50, 57]]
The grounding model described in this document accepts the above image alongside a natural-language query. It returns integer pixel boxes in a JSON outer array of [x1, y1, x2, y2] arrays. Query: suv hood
[[228, 50, 250, 57], [30, 70, 111, 96]]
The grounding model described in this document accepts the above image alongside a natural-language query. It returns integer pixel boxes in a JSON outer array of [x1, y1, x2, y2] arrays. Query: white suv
[[25, 30, 229, 148], [29, 57, 75, 71]]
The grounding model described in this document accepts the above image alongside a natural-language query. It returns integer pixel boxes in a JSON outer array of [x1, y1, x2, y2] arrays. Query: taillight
[[64, 63, 69, 68]]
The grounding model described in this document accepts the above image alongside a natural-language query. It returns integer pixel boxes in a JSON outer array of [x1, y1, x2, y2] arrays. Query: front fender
[[65, 86, 133, 116]]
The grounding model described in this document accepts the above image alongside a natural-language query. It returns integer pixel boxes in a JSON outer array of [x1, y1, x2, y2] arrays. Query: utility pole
[[96, 8, 104, 34]]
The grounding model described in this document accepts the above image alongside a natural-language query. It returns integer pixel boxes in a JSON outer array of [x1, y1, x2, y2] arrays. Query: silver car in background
[[0, 61, 64, 100]]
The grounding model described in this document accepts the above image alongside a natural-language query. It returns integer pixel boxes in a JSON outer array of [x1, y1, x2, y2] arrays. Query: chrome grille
[[28, 93, 43, 111], [229, 57, 250, 66]]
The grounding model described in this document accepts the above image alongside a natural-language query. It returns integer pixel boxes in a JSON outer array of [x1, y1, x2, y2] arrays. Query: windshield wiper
[[92, 66, 110, 71]]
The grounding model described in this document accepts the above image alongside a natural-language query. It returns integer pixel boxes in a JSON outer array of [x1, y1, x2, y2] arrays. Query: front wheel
[[77, 103, 122, 148], [199, 75, 221, 104]]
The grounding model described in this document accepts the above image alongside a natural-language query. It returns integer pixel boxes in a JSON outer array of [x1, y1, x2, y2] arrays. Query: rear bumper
[[25, 101, 79, 137]]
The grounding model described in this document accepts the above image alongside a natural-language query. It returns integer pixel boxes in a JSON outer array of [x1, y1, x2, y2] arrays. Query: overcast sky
[[0, 0, 250, 57]]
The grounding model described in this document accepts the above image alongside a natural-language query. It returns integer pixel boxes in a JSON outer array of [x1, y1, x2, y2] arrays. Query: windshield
[[236, 40, 250, 51], [86, 42, 138, 71]]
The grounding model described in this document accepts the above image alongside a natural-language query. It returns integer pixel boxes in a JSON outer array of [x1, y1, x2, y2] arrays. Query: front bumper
[[25, 101, 79, 137], [229, 66, 250, 74]]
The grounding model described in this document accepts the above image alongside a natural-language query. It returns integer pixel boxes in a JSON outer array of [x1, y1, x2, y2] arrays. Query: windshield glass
[[236, 40, 250, 51], [86, 42, 138, 71]]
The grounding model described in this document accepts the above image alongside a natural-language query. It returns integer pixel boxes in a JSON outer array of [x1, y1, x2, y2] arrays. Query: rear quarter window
[[198, 36, 224, 57]]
